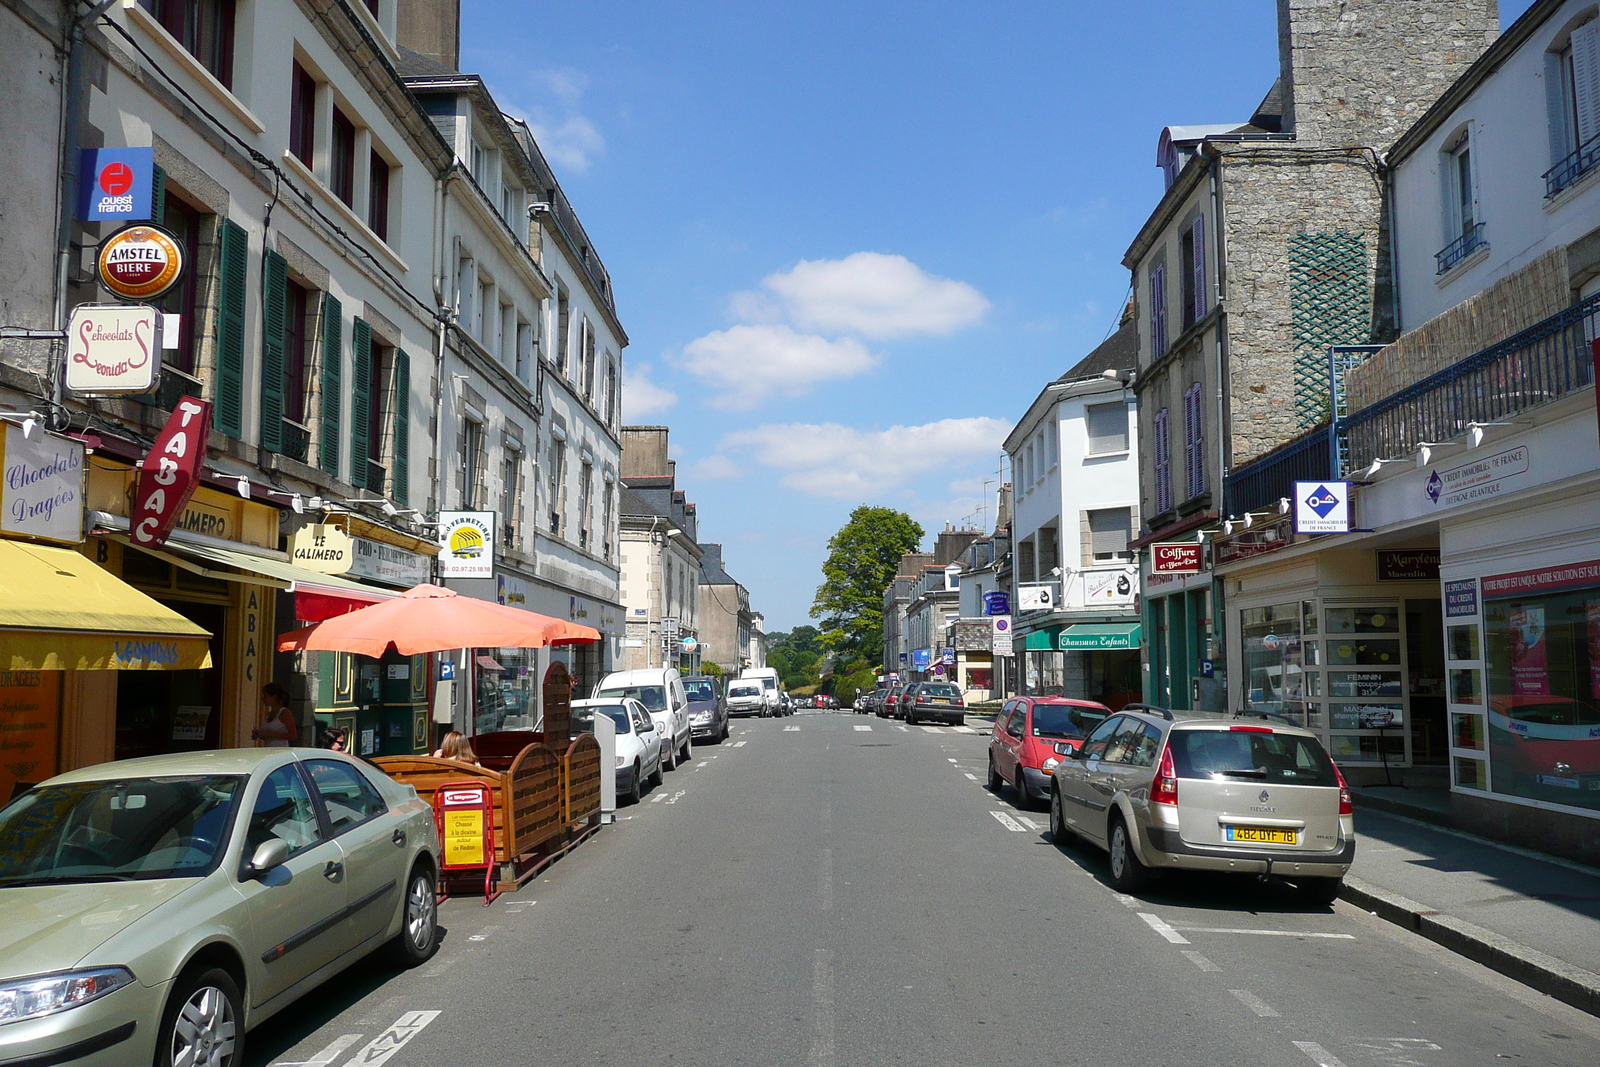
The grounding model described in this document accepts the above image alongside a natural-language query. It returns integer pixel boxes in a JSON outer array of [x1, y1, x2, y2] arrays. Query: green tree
[[811, 506, 924, 665]]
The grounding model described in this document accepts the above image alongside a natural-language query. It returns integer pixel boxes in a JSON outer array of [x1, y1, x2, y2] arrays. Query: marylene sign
[[97, 224, 185, 301], [1151, 542, 1202, 574], [65, 305, 161, 395], [132, 397, 211, 548]]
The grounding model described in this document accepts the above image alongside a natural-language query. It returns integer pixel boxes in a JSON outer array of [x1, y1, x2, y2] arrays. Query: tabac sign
[[131, 397, 211, 548]]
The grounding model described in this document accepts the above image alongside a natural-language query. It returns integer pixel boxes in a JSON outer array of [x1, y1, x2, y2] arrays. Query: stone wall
[[1279, 0, 1500, 149], [1344, 247, 1572, 411]]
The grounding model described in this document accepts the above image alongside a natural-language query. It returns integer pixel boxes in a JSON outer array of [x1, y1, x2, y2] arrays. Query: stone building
[[1128, 0, 1500, 713], [618, 426, 703, 673], [697, 544, 754, 675]]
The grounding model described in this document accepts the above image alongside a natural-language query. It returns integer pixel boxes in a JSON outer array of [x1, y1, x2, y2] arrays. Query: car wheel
[[627, 763, 643, 805], [721, 722, 731, 742], [1299, 877, 1342, 906], [1107, 815, 1151, 892], [986, 754, 1003, 792], [1049, 787, 1075, 846], [387, 863, 440, 966], [956, 715, 965, 727], [681, 737, 692, 763], [661, 740, 676, 772], [906, 708, 917, 725], [157, 965, 242, 1067], [1015, 767, 1033, 810]]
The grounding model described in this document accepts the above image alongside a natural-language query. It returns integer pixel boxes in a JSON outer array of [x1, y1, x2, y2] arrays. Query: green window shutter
[[214, 218, 248, 438], [319, 294, 342, 475], [259, 249, 287, 453], [150, 165, 167, 225], [392, 349, 410, 505], [348, 318, 372, 490]]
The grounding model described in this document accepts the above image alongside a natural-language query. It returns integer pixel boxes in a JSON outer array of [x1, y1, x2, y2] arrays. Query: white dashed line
[[1230, 989, 1280, 1017], [1015, 816, 1043, 832], [895, 725, 908, 732], [1169, 926, 1355, 939], [989, 810, 1026, 831], [921, 725, 941, 733], [1180, 950, 1221, 972], [342, 1011, 442, 1067], [1137, 913, 1191, 944], [963, 772, 979, 780], [732, 740, 747, 747], [853, 724, 872, 731], [270, 1033, 363, 1067], [946, 758, 959, 763], [1292, 1041, 1348, 1067], [785, 725, 801, 732], [1113, 893, 1141, 909]]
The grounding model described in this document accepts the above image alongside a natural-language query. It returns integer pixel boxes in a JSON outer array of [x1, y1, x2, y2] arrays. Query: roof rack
[[1120, 703, 1175, 722], [1233, 709, 1297, 727]]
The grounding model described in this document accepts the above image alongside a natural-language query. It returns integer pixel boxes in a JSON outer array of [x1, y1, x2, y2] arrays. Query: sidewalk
[[1345, 798, 1600, 1016]]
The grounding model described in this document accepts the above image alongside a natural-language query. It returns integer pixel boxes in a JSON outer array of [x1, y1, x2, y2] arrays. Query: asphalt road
[[249, 712, 1600, 1067]]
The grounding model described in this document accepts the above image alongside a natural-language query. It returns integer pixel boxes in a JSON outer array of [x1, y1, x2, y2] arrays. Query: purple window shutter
[[1191, 216, 1206, 323], [1150, 265, 1167, 357], [1154, 408, 1171, 514], [1184, 384, 1205, 499]]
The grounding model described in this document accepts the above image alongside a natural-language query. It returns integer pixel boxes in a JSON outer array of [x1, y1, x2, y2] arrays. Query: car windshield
[[575, 706, 632, 733], [598, 685, 667, 712], [1168, 729, 1339, 786], [729, 685, 761, 698], [1030, 704, 1105, 738], [919, 684, 961, 699], [684, 681, 717, 702], [0, 775, 245, 886]]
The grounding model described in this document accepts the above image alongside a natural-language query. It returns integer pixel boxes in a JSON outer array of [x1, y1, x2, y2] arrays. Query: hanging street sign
[[982, 590, 1011, 616], [1294, 480, 1350, 535], [65, 305, 162, 395], [1017, 583, 1055, 611], [290, 523, 355, 574], [437, 511, 495, 577], [131, 397, 211, 548], [78, 147, 153, 222], [97, 224, 185, 301], [0, 422, 85, 545]]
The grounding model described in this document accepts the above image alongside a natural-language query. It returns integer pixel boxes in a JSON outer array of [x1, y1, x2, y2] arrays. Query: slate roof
[[1063, 317, 1138, 379]]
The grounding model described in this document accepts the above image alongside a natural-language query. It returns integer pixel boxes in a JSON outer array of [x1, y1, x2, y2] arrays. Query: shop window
[[1454, 756, 1486, 791], [1449, 668, 1482, 705], [290, 62, 317, 167], [1328, 734, 1404, 763], [1448, 624, 1480, 662], [1240, 602, 1303, 714], [144, 0, 236, 89], [330, 106, 356, 206], [1452, 712, 1485, 751]]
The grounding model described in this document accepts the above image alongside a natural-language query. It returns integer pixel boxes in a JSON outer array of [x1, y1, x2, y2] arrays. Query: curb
[[1350, 790, 1456, 831], [1339, 874, 1600, 1018]]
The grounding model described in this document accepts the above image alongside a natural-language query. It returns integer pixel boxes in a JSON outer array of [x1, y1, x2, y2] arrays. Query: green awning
[[1059, 623, 1141, 650], [1023, 627, 1061, 651]]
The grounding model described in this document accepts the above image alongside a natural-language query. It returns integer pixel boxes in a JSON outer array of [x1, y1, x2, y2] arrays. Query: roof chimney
[[397, 0, 461, 71]]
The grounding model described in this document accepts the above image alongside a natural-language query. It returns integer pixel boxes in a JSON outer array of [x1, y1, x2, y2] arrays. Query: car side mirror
[[249, 838, 290, 877]]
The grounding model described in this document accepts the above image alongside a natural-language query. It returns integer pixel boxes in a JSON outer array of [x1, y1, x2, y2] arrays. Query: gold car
[[0, 748, 440, 1066]]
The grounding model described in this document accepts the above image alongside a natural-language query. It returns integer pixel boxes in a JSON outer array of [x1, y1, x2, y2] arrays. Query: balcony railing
[[1337, 292, 1599, 475], [1223, 424, 1336, 517], [1435, 222, 1487, 274], [1544, 132, 1600, 198], [280, 420, 311, 464]]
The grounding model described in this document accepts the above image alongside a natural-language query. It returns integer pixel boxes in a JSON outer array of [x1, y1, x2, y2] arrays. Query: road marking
[[1292, 1041, 1348, 1067], [818, 848, 833, 911], [811, 948, 835, 1067], [785, 725, 800, 732], [1137, 913, 1191, 944], [951, 725, 976, 734], [1230, 989, 1280, 1017], [269, 1033, 363, 1066], [895, 724, 908, 732], [990, 810, 1027, 831], [1181, 950, 1221, 972], [664, 790, 686, 805], [1170, 926, 1355, 939], [921, 725, 941, 733], [1113, 893, 1141, 909], [947, 758, 959, 763], [650, 793, 667, 803], [1015, 816, 1043, 832], [963, 772, 979, 780], [342, 1011, 441, 1067], [853, 724, 872, 731], [732, 740, 747, 747], [418, 956, 457, 979]]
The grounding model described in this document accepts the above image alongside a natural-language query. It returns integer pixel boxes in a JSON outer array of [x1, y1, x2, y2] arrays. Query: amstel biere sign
[[97, 224, 185, 301]]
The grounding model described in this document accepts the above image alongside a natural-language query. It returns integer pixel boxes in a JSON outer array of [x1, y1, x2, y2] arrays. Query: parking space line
[[650, 793, 666, 803], [1113, 893, 1141, 909], [1015, 816, 1043, 832], [1169, 926, 1355, 939], [731, 740, 747, 747], [853, 724, 872, 731], [1230, 989, 1280, 1017], [341, 1011, 441, 1067], [1137, 913, 1191, 944], [921, 725, 941, 733], [270, 1033, 363, 1067], [1292, 1041, 1348, 1067], [784, 725, 801, 732], [990, 810, 1026, 831], [963, 772, 979, 780], [1180, 950, 1221, 972]]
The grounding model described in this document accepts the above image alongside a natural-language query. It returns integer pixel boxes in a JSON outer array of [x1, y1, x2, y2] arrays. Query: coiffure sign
[[1151, 542, 1202, 574], [65, 305, 161, 395], [0, 422, 84, 545], [132, 398, 211, 548]]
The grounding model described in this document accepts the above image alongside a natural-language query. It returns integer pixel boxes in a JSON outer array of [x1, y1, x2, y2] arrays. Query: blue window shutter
[[319, 294, 342, 475], [259, 250, 287, 453], [214, 219, 248, 438], [348, 318, 372, 489]]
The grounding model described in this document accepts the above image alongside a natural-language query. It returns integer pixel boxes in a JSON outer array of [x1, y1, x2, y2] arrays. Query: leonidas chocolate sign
[[132, 397, 210, 547], [65, 305, 161, 395], [1151, 542, 1202, 574]]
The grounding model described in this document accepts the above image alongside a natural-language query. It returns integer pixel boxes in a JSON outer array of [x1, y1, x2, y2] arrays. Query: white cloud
[[622, 362, 678, 421], [719, 417, 1011, 499], [689, 455, 743, 480], [524, 114, 605, 174], [677, 325, 878, 410], [748, 252, 990, 339]]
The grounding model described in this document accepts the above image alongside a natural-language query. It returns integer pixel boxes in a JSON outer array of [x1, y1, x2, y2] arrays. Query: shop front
[[1141, 555, 1218, 712]]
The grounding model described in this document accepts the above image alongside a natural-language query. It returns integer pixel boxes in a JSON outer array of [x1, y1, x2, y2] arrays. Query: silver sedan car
[[0, 748, 440, 1066]]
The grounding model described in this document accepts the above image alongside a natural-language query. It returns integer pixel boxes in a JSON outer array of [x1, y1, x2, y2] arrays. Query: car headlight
[[0, 968, 134, 1025], [615, 756, 628, 769], [1042, 758, 1061, 772]]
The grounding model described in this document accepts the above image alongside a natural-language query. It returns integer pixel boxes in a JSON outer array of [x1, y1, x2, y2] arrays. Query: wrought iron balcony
[[1337, 293, 1599, 476], [279, 420, 311, 464], [1544, 133, 1600, 198], [1435, 222, 1487, 275], [1223, 424, 1336, 517]]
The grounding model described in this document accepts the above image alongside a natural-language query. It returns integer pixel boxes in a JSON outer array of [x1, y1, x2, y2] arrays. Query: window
[[500, 302, 516, 365], [604, 358, 618, 426], [501, 449, 522, 545], [477, 277, 492, 342], [290, 62, 317, 166], [155, 192, 202, 375], [500, 180, 518, 224], [245, 765, 320, 858], [460, 420, 485, 509], [143, 0, 235, 88], [601, 480, 614, 556], [581, 319, 597, 401], [456, 256, 474, 329], [1449, 134, 1476, 242], [283, 281, 310, 423], [1088, 508, 1133, 562], [1180, 215, 1205, 330], [516, 319, 533, 383], [1085, 402, 1128, 455], [556, 286, 571, 374], [368, 151, 390, 240], [1183, 382, 1205, 500], [303, 760, 386, 833], [1153, 407, 1172, 514], [470, 140, 488, 190], [330, 106, 356, 206], [548, 438, 566, 534], [1547, 21, 1600, 193], [578, 460, 594, 550], [1149, 262, 1168, 358]]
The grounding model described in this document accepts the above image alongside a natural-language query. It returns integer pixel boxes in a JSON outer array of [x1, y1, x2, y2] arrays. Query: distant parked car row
[[866, 682, 967, 726]]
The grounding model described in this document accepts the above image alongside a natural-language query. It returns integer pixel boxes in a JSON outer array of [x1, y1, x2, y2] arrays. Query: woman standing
[[252, 682, 299, 747]]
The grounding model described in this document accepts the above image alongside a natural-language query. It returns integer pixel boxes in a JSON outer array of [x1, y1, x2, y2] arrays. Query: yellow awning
[[0, 540, 213, 670]]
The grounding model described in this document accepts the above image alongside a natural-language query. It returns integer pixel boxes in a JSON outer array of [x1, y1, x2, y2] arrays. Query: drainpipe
[[1385, 161, 1402, 339], [51, 0, 120, 427], [1203, 143, 1230, 709]]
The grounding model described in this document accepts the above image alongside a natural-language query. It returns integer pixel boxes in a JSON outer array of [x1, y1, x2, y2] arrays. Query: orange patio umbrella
[[276, 583, 599, 657]]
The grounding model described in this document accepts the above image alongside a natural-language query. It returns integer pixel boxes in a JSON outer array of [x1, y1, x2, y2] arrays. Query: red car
[[988, 697, 1111, 808], [1487, 695, 1600, 798]]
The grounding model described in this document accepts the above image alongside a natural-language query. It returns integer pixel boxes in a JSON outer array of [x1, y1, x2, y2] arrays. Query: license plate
[[932, 698, 949, 704], [1225, 825, 1297, 845]]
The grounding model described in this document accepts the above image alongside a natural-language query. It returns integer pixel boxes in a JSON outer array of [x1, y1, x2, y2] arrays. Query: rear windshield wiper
[[1208, 768, 1271, 778]]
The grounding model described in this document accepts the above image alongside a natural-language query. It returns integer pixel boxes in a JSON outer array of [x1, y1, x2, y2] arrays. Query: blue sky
[[463, 1, 1536, 634]]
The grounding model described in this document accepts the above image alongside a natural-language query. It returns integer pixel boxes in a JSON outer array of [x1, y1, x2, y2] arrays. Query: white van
[[739, 667, 784, 717], [594, 667, 693, 769], [725, 678, 766, 718]]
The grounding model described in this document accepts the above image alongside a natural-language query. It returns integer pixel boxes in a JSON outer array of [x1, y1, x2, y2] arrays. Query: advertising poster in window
[[1590, 600, 1600, 700], [1508, 607, 1548, 696]]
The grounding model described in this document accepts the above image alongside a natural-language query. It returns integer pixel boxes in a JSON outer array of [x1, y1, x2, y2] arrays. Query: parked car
[[878, 685, 904, 718], [0, 749, 440, 1067], [905, 682, 967, 726], [574, 697, 663, 805], [739, 667, 784, 716], [682, 676, 730, 743], [1048, 708, 1355, 901], [894, 686, 915, 720], [726, 678, 767, 718], [595, 668, 693, 769], [988, 697, 1110, 808]]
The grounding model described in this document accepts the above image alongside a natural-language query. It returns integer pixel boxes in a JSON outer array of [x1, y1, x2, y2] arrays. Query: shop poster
[[0, 671, 59, 801], [1508, 606, 1548, 696], [1588, 599, 1600, 700]]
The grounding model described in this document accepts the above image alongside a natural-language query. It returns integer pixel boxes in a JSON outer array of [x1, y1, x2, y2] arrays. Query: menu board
[[0, 671, 59, 799]]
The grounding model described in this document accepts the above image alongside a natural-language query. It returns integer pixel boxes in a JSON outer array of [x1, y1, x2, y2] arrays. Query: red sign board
[[432, 779, 499, 905], [1482, 558, 1600, 599], [1151, 542, 1202, 574], [131, 397, 210, 548]]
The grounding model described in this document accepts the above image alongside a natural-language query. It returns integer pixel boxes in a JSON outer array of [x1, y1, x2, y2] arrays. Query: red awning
[[476, 654, 506, 672], [296, 586, 394, 623]]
